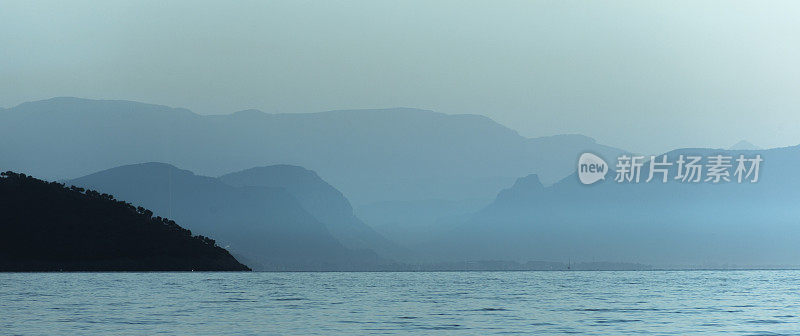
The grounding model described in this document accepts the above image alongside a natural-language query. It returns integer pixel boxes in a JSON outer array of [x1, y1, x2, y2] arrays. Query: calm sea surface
[[2, 271, 799, 335]]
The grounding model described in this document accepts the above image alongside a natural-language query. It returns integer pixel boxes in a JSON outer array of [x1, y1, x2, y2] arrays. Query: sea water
[[2, 271, 799, 335]]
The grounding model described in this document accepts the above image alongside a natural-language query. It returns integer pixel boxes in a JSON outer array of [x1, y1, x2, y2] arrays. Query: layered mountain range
[[0, 97, 624, 205], [2, 97, 797, 269], [0, 97, 626, 249]]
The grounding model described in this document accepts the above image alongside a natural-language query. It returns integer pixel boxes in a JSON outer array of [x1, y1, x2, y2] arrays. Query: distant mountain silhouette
[[0, 171, 249, 271], [219, 165, 410, 261], [0, 97, 627, 248], [426, 145, 800, 267], [66, 163, 387, 270], [0, 97, 625, 205]]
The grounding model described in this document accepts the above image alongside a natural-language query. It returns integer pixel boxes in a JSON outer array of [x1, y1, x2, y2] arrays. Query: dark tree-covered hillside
[[0, 171, 250, 271]]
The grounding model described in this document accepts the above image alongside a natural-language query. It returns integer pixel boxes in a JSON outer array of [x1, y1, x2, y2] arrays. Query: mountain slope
[[427, 145, 800, 267], [219, 165, 410, 261], [0, 171, 249, 271], [66, 163, 383, 270]]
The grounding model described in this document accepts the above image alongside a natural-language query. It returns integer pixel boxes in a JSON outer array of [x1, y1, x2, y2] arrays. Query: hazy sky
[[2, 0, 799, 154]]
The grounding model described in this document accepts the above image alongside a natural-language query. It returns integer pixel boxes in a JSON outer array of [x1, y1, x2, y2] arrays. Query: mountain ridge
[[1, 97, 624, 203], [1, 97, 627, 247]]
